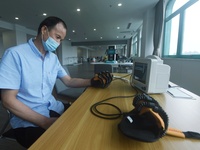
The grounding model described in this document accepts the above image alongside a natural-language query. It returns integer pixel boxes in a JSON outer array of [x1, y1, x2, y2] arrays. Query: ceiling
[[0, 0, 158, 50]]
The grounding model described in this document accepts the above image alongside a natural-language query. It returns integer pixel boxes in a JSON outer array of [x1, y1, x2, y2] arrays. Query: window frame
[[162, 0, 200, 59], [131, 25, 142, 57]]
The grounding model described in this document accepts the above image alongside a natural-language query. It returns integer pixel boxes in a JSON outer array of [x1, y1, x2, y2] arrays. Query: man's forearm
[[64, 78, 91, 88]]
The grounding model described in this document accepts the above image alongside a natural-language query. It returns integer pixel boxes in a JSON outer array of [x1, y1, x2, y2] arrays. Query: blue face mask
[[42, 36, 60, 52]]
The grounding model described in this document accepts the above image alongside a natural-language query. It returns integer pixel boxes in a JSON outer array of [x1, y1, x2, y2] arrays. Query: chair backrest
[[54, 66, 85, 99], [55, 79, 70, 94], [94, 64, 113, 74], [55, 66, 71, 94], [0, 89, 1, 100], [0, 89, 12, 138]]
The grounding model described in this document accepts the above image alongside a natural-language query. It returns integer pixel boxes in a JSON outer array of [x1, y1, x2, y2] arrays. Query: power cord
[[113, 73, 132, 82], [90, 95, 136, 119], [90, 73, 140, 119], [113, 73, 137, 91]]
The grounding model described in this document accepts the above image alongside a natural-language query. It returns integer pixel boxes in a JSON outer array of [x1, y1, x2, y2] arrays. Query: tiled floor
[[0, 62, 94, 150]]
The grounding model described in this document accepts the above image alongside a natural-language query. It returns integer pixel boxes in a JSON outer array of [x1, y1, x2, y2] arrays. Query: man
[[0, 16, 112, 148]]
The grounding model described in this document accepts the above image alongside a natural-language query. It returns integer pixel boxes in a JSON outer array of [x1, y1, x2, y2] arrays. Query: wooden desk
[[29, 74, 200, 150]]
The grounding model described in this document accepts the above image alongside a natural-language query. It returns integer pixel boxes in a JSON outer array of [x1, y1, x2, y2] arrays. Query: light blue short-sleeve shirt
[[0, 38, 68, 128]]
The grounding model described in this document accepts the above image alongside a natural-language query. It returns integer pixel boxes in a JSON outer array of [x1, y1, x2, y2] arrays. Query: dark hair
[[37, 16, 67, 34]]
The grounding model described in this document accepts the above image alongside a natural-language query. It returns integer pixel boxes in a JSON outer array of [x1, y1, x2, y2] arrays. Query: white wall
[[14, 25, 30, 45], [2, 31, 17, 50], [60, 40, 78, 65], [163, 58, 200, 96], [77, 48, 88, 62], [0, 21, 36, 59], [89, 49, 105, 58]]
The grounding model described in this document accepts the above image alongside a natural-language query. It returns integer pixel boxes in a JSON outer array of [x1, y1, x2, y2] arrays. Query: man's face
[[43, 23, 67, 44]]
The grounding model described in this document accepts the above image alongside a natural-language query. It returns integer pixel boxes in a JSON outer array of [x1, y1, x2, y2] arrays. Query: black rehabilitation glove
[[118, 93, 168, 142], [91, 71, 113, 88]]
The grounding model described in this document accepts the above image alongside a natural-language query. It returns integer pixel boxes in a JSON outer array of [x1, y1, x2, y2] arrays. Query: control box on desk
[[131, 55, 171, 94]]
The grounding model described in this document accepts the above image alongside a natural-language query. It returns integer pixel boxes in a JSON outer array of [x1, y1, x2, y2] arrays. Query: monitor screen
[[132, 55, 170, 93], [107, 49, 115, 54], [133, 62, 147, 84]]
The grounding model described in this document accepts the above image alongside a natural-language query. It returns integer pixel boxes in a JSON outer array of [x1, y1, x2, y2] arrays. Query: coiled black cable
[[90, 75, 139, 119], [90, 95, 136, 119]]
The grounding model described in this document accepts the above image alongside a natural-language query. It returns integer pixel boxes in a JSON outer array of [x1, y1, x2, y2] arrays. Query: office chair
[[0, 106, 11, 138], [54, 66, 86, 103], [94, 64, 113, 74], [0, 90, 16, 140]]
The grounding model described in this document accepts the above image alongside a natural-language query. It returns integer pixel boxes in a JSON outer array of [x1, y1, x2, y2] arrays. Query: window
[[131, 26, 142, 57], [163, 0, 200, 58], [132, 35, 138, 56]]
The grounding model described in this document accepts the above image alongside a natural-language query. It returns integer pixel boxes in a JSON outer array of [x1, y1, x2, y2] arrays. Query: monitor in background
[[131, 55, 171, 94], [105, 47, 118, 63]]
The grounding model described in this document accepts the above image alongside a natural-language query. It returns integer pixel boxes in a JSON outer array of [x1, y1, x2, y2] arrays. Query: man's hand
[[41, 117, 58, 130], [91, 71, 113, 88]]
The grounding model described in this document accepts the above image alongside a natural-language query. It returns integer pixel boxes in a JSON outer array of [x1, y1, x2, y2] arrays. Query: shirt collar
[[28, 38, 50, 58]]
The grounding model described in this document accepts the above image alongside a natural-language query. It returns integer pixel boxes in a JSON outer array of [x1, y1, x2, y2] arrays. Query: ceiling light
[[118, 3, 122, 7], [117, 27, 120, 29], [72, 30, 75, 33], [93, 28, 96, 31], [85, 38, 87, 40], [100, 37, 103, 39], [77, 8, 81, 12], [117, 36, 119, 38], [15, 17, 19, 20], [43, 13, 47, 16]]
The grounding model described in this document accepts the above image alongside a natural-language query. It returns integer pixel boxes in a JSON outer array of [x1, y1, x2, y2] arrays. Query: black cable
[[90, 94, 138, 120], [90, 73, 140, 119], [92, 102, 122, 119]]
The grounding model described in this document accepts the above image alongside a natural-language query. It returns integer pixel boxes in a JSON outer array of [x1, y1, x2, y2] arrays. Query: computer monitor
[[131, 55, 171, 94], [106, 48, 118, 63]]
